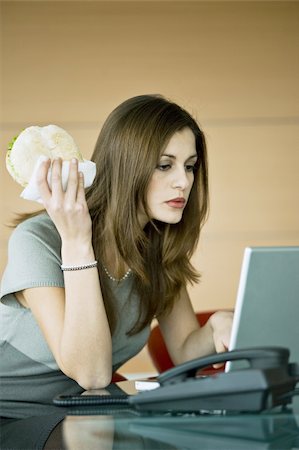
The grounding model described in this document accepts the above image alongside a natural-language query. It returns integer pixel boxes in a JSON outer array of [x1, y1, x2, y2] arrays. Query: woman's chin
[[153, 212, 183, 225]]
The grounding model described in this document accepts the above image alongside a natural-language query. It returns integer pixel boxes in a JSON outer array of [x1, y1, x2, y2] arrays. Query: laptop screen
[[226, 246, 299, 371]]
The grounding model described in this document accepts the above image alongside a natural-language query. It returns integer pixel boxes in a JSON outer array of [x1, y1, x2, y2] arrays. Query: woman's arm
[[16, 158, 112, 389], [157, 286, 233, 365]]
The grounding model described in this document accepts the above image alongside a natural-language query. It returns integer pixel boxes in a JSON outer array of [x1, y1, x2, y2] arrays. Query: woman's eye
[[185, 165, 196, 172], [157, 164, 171, 171]]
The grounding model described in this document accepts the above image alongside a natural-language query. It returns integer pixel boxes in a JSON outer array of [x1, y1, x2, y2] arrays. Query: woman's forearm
[[59, 241, 112, 389], [179, 321, 215, 364]]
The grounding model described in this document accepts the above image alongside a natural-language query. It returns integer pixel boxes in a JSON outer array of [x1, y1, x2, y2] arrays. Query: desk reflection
[[1, 395, 299, 450], [63, 415, 114, 450], [1, 412, 66, 449], [61, 409, 299, 450]]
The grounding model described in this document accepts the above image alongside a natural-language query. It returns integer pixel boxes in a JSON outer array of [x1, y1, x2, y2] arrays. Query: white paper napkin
[[21, 155, 96, 204]]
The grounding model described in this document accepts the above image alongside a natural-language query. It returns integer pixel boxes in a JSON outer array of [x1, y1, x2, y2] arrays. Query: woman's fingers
[[76, 172, 87, 205], [36, 158, 92, 241], [36, 158, 52, 203], [37, 157, 87, 208], [51, 158, 64, 197], [64, 158, 80, 204]]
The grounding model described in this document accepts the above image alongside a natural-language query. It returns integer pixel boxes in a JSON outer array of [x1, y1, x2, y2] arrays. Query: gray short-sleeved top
[[0, 213, 150, 418]]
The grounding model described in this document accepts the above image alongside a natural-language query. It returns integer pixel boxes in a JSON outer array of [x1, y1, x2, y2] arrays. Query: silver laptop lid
[[227, 246, 299, 371]]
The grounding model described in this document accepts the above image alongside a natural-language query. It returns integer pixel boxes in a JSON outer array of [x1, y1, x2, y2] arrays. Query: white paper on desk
[[135, 380, 160, 391], [20, 155, 96, 204]]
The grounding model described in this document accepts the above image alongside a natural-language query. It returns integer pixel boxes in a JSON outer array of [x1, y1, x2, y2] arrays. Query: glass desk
[[1, 381, 299, 450], [63, 409, 299, 450]]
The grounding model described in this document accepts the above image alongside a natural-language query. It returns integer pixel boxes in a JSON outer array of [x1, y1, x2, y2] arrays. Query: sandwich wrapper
[[21, 155, 96, 204]]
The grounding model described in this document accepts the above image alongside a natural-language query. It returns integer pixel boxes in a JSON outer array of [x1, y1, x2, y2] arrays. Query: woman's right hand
[[37, 158, 92, 245]]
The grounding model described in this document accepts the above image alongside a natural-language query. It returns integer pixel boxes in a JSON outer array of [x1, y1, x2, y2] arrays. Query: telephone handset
[[158, 347, 289, 385], [129, 346, 299, 412]]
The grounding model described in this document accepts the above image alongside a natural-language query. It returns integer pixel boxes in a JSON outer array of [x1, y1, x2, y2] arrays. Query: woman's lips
[[166, 198, 186, 209]]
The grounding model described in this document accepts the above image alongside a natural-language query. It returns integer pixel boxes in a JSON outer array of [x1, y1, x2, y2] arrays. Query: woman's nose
[[171, 167, 190, 190]]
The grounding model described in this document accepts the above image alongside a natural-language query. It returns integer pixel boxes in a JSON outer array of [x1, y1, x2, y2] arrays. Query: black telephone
[[129, 347, 299, 412], [54, 347, 299, 413]]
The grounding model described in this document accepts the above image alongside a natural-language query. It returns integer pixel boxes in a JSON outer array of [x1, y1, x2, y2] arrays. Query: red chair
[[112, 372, 127, 382], [147, 310, 224, 375]]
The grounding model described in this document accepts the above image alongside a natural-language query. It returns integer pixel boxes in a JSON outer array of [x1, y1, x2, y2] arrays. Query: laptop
[[227, 246, 299, 371]]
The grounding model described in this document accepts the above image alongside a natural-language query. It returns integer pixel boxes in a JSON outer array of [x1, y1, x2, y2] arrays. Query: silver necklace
[[102, 264, 132, 282]]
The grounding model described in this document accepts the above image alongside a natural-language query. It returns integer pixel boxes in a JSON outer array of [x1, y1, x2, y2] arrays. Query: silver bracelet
[[61, 261, 98, 271]]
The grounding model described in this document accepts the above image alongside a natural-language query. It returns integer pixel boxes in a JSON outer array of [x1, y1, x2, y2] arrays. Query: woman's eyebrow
[[162, 153, 198, 160]]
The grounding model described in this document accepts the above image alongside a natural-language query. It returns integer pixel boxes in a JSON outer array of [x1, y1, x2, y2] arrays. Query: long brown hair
[[86, 94, 209, 334]]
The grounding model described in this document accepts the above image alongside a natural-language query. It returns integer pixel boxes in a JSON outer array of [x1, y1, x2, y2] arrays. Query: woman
[[0, 94, 233, 419]]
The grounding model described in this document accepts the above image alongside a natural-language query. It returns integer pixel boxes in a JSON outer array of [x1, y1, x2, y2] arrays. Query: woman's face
[[142, 127, 197, 226]]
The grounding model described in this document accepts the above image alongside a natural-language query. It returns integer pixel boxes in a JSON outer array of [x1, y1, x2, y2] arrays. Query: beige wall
[[1, 1, 299, 374]]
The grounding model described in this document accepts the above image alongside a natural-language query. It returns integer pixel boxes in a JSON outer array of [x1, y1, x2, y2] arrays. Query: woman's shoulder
[[10, 212, 60, 249], [15, 212, 56, 231]]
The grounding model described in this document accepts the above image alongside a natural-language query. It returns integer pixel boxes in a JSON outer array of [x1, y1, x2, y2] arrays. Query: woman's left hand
[[209, 310, 234, 366]]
